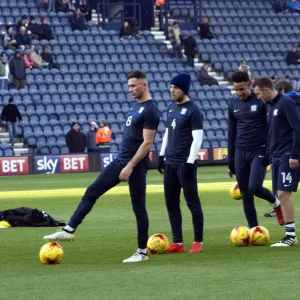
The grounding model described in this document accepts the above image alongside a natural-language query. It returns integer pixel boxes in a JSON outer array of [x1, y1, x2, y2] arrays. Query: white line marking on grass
[[0, 181, 273, 199]]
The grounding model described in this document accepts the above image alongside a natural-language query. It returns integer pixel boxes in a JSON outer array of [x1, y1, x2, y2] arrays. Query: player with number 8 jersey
[[43, 71, 160, 262], [158, 74, 204, 254]]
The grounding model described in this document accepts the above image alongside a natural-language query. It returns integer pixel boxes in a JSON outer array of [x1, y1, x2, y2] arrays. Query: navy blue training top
[[118, 100, 160, 160], [268, 93, 300, 161], [165, 101, 203, 165], [227, 92, 267, 162]]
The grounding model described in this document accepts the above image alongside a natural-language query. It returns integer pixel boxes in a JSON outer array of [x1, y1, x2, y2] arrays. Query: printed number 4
[[126, 116, 132, 126], [281, 172, 292, 184], [171, 119, 176, 129]]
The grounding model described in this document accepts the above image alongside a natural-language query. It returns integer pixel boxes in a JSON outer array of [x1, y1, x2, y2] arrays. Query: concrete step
[[228, 85, 235, 90], [0, 137, 9, 143], [14, 148, 29, 155], [153, 35, 166, 41], [194, 62, 203, 68], [219, 81, 229, 85], [13, 143, 24, 148], [208, 72, 217, 76], [0, 132, 9, 138], [151, 31, 165, 36], [215, 76, 225, 81], [151, 27, 160, 31]]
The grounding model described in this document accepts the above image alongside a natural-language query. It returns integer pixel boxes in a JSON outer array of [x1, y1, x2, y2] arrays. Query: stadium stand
[[0, 0, 299, 156]]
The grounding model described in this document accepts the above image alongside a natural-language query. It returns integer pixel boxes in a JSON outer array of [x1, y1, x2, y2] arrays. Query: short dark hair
[[127, 70, 147, 81], [101, 119, 107, 126], [274, 79, 293, 94], [253, 76, 274, 90], [8, 96, 14, 103], [173, 22, 177, 26], [231, 71, 249, 83]]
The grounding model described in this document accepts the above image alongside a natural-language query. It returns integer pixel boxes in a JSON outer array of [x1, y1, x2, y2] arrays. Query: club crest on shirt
[[273, 109, 278, 116], [181, 108, 187, 115], [138, 107, 144, 114], [250, 105, 257, 112]]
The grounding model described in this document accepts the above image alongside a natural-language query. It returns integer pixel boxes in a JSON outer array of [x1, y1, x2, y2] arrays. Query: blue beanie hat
[[170, 74, 191, 95]]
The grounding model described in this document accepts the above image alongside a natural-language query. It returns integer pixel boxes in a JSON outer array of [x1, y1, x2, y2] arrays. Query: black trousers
[[235, 148, 275, 228], [69, 158, 149, 249], [164, 163, 204, 243]]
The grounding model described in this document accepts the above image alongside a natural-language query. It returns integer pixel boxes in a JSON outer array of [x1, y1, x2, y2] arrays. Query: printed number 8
[[126, 116, 132, 126]]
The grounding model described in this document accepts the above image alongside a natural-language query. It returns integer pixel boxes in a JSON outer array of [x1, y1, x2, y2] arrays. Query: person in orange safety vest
[[95, 119, 112, 145], [156, 0, 165, 6]]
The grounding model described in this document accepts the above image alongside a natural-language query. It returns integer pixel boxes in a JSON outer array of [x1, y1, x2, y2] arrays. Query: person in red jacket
[[22, 51, 34, 69]]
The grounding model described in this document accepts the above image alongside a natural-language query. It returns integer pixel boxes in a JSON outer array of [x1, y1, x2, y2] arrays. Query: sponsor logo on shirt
[[181, 108, 187, 115]]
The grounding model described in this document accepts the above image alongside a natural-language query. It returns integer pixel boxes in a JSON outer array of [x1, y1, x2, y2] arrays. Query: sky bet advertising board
[[34, 155, 89, 174]]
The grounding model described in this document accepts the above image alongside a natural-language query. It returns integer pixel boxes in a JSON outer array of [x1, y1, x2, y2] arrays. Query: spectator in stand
[[272, 0, 288, 12], [76, 0, 91, 21], [156, 0, 165, 31], [96, 120, 112, 152], [288, 0, 300, 12], [22, 51, 34, 70], [199, 17, 213, 40], [30, 46, 48, 69], [16, 26, 31, 50], [9, 50, 26, 90], [0, 53, 10, 90], [86, 121, 98, 152], [66, 122, 86, 153], [56, 0, 70, 13], [170, 22, 183, 58], [41, 45, 59, 69], [271, 72, 279, 84], [70, 8, 88, 31], [27, 16, 41, 41], [4, 26, 17, 50], [0, 96, 22, 145], [182, 31, 197, 67], [39, 17, 54, 41], [198, 64, 219, 86], [238, 60, 254, 82], [16, 15, 28, 31], [44, 0, 56, 13], [119, 21, 131, 39], [130, 18, 140, 39], [286, 44, 300, 65]]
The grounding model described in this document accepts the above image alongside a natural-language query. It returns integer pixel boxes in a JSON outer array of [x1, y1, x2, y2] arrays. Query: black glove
[[157, 156, 165, 174], [182, 163, 194, 179], [228, 161, 235, 178]]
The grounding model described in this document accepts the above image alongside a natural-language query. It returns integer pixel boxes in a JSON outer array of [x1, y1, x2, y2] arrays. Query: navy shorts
[[272, 159, 300, 193]]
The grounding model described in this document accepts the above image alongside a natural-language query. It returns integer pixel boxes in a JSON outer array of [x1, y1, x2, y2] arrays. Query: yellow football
[[147, 233, 169, 254], [230, 226, 250, 246], [39, 242, 64, 264], [0, 221, 11, 228], [229, 183, 242, 200], [249, 226, 270, 246]]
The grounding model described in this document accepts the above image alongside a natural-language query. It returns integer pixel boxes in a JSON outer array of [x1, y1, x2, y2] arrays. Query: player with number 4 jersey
[[158, 74, 204, 254], [254, 76, 300, 247], [43, 71, 160, 262]]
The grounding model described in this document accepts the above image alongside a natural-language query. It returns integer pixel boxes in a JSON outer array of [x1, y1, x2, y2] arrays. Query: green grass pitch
[[0, 166, 299, 300]]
